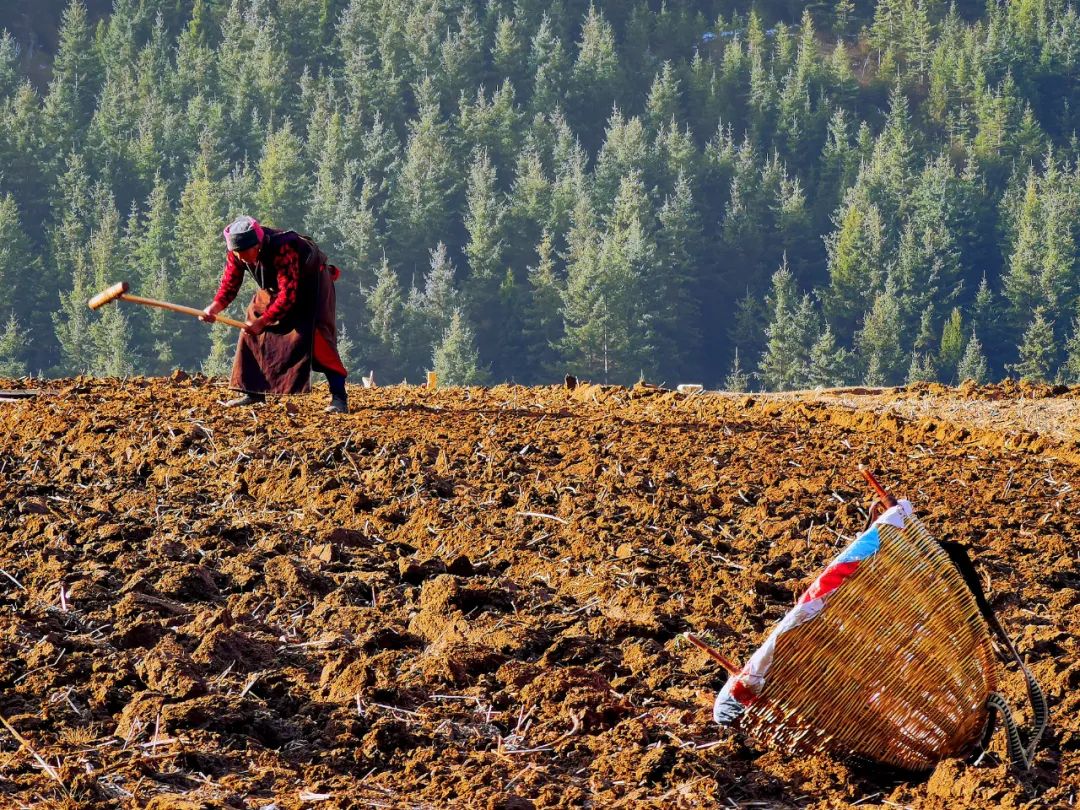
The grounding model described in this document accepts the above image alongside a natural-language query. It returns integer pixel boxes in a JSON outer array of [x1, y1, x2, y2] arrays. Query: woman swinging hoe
[[202, 216, 349, 413]]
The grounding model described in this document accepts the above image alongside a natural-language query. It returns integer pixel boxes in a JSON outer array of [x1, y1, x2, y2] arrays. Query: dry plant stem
[[0, 713, 65, 790]]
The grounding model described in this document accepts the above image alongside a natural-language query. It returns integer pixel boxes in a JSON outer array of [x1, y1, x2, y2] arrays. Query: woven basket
[[735, 516, 998, 771]]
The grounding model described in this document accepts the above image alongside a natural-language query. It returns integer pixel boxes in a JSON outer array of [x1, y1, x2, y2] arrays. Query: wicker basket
[[733, 516, 998, 771]]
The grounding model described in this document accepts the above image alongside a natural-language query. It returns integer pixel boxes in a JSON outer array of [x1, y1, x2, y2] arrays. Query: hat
[[224, 216, 262, 251]]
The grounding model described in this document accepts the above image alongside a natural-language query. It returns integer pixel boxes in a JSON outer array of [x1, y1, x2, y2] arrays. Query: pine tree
[[561, 171, 657, 382], [42, 1, 102, 163], [335, 324, 361, 376], [857, 289, 906, 386], [914, 306, 936, 354], [0, 314, 26, 378], [938, 307, 965, 381], [458, 81, 522, 173], [256, 119, 306, 228], [0, 32, 19, 100], [723, 348, 751, 392], [492, 16, 526, 87], [0, 195, 45, 370], [529, 14, 570, 115], [402, 243, 461, 376], [504, 142, 551, 273], [1011, 309, 1056, 383], [129, 177, 178, 374], [823, 189, 887, 340], [807, 324, 852, 388], [202, 324, 235, 378], [645, 61, 681, 132], [907, 352, 937, 383], [86, 192, 135, 377], [366, 256, 404, 375], [54, 253, 95, 374], [174, 140, 226, 369], [390, 77, 457, 275], [759, 258, 816, 391], [463, 149, 506, 358], [1003, 170, 1043, 325], [569, 5, 622, 139], [1, 82, 48, 223], [655, 174, 703, 378], [957, 331, 990, 384], [521, 231, 563, 382], [432, 309, 488, 386]]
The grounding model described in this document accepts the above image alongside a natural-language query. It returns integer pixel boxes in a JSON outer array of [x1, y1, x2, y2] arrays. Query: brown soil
[[0, 376, 1076, 809]]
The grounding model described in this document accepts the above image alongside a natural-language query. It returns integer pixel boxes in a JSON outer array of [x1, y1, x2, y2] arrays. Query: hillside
[[2, 0, 1080, 390], [0, 378, 1074, 808]]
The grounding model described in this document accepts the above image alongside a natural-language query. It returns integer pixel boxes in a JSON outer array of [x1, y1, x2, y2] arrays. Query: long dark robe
[[229, 229, 347, 395]]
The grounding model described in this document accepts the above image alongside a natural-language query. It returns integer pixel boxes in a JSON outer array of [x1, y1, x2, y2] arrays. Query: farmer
[[201, 216, 349, 413]]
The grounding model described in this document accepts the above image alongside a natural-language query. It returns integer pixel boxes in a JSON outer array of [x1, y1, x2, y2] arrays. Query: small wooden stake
[[859, 465, 897, 508]]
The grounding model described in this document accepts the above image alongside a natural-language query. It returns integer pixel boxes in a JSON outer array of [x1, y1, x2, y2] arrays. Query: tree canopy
[[2, 0, 1080, 388]]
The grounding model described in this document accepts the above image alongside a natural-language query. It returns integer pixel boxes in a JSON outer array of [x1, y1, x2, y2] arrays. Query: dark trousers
[[326, 371, 347, 397]]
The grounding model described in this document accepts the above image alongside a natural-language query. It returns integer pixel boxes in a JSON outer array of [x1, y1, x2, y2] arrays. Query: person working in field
[[202, 216, 349, 413]]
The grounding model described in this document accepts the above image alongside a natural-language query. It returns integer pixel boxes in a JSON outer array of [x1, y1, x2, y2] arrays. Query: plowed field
[[0, 376, 1076, 809]]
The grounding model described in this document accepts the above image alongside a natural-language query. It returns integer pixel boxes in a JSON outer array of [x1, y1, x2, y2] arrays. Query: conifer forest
[[2, 0, 1080, 390]]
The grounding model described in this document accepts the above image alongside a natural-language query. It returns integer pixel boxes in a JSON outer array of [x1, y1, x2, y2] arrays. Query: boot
[[324, 392, 348, 413], [224, 392, 265, 407]]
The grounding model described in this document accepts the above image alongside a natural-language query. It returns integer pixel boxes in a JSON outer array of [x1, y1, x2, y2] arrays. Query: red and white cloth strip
[[713, 499, 915, 724]]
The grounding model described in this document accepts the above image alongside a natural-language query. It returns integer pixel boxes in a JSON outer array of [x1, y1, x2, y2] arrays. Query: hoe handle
[[122, 294, 247, 329]]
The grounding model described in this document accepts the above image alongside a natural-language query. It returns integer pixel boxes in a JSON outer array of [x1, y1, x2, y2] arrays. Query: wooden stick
[[859, 465, 897, 508], [685, 633, 741, 675], [120, 294, 247, 329]]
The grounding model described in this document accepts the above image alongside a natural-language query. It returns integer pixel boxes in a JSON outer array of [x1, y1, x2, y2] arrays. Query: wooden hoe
[[87, 281, 246, 329]]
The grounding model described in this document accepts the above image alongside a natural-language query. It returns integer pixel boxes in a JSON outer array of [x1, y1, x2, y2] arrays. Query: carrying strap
[[937, 540, 1049, 770]]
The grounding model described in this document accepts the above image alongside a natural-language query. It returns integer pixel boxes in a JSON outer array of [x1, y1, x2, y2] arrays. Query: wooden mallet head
[[88, 281, 130, 310]]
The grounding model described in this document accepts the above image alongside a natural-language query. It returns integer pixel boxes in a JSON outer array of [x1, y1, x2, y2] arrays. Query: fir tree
[[256, 120, 306, 228], [432, 309, 488, 386], [0, 195, 44, 369], [54, 253, 95, 374], [85, 192, 135, 377], [492, 16, 526, 88], [823, 190, 886, 340], [521, 231, 563, 382], [1059, 313, 1080, 384], [0, 313, 26, 378], [560, 171, 657, 382], [807, 324, 851, 388], [759, 258, 814, 391], [462, 149, 506, 357], [42, 1, 102, 162], [390, 77, 457, 275], [723, 348, 751, 392], [907, 352, 937, 384], [569, 5, 622, 139], [174, 141, 226, 369], [366, 256, 404, 374], [654, 174, 703, 378], [645, 61, 681, 131], [938, 307, 966, 381], [857, 289, 906, 386], [1011, 309, 1056, 383], [529, 14, 570, 115], [202, 324, 234, 378], [957, 331, 990, 384]]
